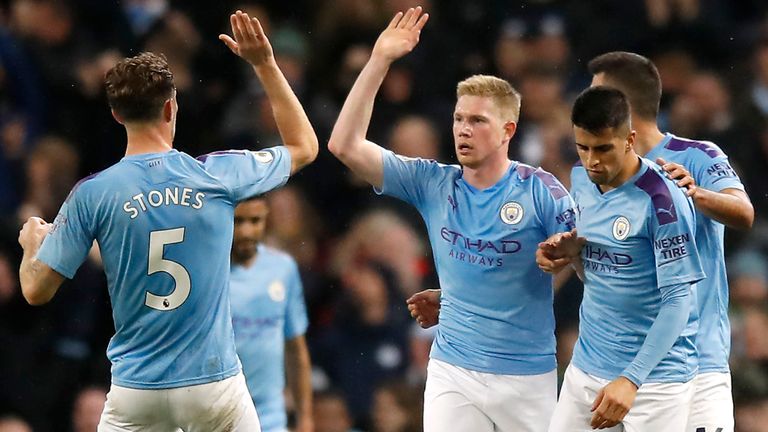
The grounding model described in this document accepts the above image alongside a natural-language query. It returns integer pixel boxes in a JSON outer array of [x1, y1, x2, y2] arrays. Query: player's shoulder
[[661, 134, 728, 160], [632, 159, 689, 225], [392, 152, 459, 173], [514, 162, 569, 200], [260, 245, 299, 268], [64, 164, 121, 202]]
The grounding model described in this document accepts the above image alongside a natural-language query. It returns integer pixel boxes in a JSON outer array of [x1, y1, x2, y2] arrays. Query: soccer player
[[544, 86, 704, 431], [16, 10, 318, 431], [229, 196, 313, 432], [327, 7, 575, 432], [587, 52, 754, 432]]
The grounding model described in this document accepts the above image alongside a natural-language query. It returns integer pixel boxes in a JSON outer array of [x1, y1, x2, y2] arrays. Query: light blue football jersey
[[230, 245, 308, 432], [37, 147, 291, 389], [570, 157, 705, 384], [646, 133, 745, 374], [377, 149, 576, 375]]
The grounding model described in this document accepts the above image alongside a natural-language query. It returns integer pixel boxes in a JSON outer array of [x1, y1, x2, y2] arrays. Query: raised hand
[[219, 10, 273, 67], [372, 7, 429, 64], [656, 157, 697, 197], [407, 289, 440, 328], [18, 217, 52, 254]]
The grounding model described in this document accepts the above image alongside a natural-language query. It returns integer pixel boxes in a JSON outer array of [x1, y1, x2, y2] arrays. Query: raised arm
[[18, 217, 65, 305], [327, 7, 429, 189], [220, 11, 318, 174]]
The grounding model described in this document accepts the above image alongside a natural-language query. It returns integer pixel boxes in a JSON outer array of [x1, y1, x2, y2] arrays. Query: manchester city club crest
[[612, 216, 631, 240], [500, 202, 524, 225], [268, 280, 286, 302], [254, 151, 274, 163]]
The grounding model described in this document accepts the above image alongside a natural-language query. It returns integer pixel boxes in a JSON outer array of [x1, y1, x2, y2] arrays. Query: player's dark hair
[[105, 52, 175, 122], [588, 52, 661, 121], [571, 86, 630, 135]]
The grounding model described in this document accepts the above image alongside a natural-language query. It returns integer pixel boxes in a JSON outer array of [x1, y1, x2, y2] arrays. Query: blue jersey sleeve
[[621, 281, 693, 386], [532, 170, 576, 236], [37, 186, 96, 279], [284, 259, 308, 339], [650, 192, 706, 288], [197, 146, 291, 202], [377, 148, 448, 209], [691, 150, 745, 193]]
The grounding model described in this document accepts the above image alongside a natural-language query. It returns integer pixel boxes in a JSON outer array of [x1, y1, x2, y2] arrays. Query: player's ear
[[162, 99, 174, 123], [503, 121, 517, 142], [625, 130, 636, 151], [110, 109, 124, 125]]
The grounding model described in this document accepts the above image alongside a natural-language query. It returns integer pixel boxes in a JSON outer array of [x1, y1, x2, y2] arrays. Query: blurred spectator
[[406, 324, 435, 386], [387, 115, 441, 160], [370, 381, 423, 432], [17, 136, 79, 223], [313, 390, 362, 432], [312, 263, 411, 427]]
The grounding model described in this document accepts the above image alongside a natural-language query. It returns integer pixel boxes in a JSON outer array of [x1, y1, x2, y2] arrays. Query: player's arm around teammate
[[327, 7, 429, 187], [656, 157, 753, 229], [220, 11, 318, 175]]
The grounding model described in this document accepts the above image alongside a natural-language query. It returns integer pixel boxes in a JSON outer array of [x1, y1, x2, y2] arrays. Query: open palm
[[372, 7, 430, 63], [219, 10, 273, 67]]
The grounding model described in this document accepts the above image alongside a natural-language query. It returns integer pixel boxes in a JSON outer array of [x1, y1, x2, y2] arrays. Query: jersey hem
[[430, 351, 556, 376], [111, 366, 240, 390]]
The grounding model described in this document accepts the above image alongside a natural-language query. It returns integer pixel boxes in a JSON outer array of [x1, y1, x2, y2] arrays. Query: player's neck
[[600, 154, 641, 193], [632, 119, 665, 157], [462, 157, 512, 190], [232, 250, 258, 268], [124, 123, 174, 156]]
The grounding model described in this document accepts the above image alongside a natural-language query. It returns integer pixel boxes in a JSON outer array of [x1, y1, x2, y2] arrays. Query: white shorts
[[98, 372, 261, 432], [549, 365, 694, 432], [687, 372, 733, 432], [423, 358, 557, 432]]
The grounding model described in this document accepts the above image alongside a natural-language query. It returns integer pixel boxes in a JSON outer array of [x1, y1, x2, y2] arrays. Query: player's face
[[232, 199, 269, 261], [452, 95, 515, 169], [574, 126, 635, 188]]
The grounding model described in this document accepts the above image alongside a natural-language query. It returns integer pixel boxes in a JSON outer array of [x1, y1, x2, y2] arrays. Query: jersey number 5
[[146, 227, 191, 310]]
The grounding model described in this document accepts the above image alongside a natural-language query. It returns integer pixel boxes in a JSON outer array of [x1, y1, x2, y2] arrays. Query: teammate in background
[[544, 86, 704, 431], [327, 7, 575, 431], [587, 52, 753, 432], [17, 10, 317, 431], [230, 196, 313, 432]]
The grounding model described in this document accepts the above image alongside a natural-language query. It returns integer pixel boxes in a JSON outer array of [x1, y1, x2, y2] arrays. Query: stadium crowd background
[[0, 0, 768, 431]]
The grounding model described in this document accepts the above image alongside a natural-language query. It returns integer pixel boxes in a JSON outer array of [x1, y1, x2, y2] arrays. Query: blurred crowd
[[0, 0, 768, 431]]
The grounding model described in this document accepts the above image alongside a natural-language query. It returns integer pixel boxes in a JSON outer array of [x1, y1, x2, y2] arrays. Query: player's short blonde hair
[[456, 75, 521, 123]]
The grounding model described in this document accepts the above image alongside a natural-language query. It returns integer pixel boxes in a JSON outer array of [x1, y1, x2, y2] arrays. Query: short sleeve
[[693, 152, 745, 193], [37, 187, 95, 279], [651, 190, 706, 288], [376, 148, 447, 209], [533, 170, 576, 236], [283, 259, 308, 339], [197, 146, 292, 202]]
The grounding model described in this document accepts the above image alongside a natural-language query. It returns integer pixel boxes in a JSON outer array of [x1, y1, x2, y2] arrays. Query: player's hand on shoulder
[[219, 10, 273, 67], [372, 7, 429, 64], [18, 217, 52, 252], [656, 157, 698, 197], [407, 288, 440, 328], [590, 376, 637, 429]]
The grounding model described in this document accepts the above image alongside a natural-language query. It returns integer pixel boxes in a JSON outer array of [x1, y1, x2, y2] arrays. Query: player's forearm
[[621, 282, 692, 387], [693, 187, 753, 230], [252, 59, 318, 173], [286, 337, 313, 424], [327, 56, 390, 160], [19, 253, 58, 305]]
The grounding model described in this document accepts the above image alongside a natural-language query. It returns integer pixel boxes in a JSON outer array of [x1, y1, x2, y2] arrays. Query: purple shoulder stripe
[[574, 160, 583, 167], [65, 171, 103, 203], [634, 169, 678, 225], [665, 137, 723, 159], [534, 170, 569, 199], [196, 150, 248, 163], [516, 163, 536, 180]]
